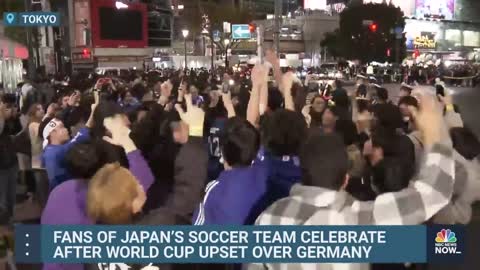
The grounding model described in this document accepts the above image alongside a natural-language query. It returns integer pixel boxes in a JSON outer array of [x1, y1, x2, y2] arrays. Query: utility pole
[[24, 0, 36, 79], [257, 25, 264, 63], [395, 38, 400, 65], [274, 0, 282, 55], [211, 39, 215, 71]]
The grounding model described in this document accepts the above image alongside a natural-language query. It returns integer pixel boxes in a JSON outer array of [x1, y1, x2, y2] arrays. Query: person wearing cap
[[399, 83, 413, 98], [41, 93, 99, 190]]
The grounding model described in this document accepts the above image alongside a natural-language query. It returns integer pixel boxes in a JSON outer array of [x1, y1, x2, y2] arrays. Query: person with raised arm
[[250, 93, 456, 270], [41, 92, 98, 190]]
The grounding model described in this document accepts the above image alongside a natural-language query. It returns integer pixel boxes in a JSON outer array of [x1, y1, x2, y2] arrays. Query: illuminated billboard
[[415, 0, 455, 20], [405, 19, 440, 50], [304, 0, 327, 10], [363, 0, 415, 16]]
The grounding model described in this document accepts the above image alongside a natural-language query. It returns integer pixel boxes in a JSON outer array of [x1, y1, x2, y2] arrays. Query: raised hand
[[408, 93, 445, 148], [68, 91, 81, 107], [45, 103, 58, 118], [91, 91, 100, 111], [251, 63, 269, 87], [301, 105, 312, 127], [437, 88, 453, 107], [281, 71, 296, 96], [175, 93, 205, 137], [265, 49, 279, 66], [222, 91, 236, 118], [103, 115, 136, 153]]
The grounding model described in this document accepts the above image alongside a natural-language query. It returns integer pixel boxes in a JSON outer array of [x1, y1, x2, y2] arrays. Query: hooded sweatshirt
[[41, 150, 154, 270]]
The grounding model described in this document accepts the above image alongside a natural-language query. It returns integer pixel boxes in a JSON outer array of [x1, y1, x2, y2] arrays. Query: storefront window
[[463, 31, 480, 47], [445, 29, 462, 46]]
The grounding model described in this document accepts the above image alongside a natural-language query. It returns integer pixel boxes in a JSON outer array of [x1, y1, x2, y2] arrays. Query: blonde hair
[[27, 103, 42, 123], [87, 163, 139, 224]]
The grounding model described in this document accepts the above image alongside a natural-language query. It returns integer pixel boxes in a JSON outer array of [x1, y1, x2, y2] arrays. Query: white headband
[[42, 119, 61, 149]]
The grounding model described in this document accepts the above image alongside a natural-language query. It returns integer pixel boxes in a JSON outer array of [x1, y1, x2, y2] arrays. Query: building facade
[[68, 0, 155, 71], [360, 0, 480, 61]]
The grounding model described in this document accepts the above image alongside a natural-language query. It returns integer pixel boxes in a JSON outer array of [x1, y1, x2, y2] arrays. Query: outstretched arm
[[281, 72, 296, 111], [355, 93, 455, 225], [85, 91, 99, 128], [265, 49, 283, 89], [247, 64, 268, 127], [222, 91, 236, 118]]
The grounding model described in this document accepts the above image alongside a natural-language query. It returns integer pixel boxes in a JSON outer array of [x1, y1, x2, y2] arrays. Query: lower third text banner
[[14, 225, 465, 264]]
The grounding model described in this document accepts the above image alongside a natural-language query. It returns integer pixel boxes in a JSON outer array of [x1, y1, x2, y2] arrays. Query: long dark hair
[[309, 95, 327, 128]]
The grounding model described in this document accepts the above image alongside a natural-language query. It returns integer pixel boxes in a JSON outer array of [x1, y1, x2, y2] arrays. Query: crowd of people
[[1, 49, 480, 270]]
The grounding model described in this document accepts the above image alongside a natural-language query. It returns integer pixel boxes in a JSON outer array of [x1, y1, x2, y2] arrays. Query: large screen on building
[[90, 0, 148, 48], [415, 0, 455, 20], [99, 7, 143, 40], [363, 0, 414, 16], [304, 0, 327, 10]]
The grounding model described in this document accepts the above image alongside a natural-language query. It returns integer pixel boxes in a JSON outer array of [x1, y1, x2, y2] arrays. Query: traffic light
[[249, 23, 256, 33], [369, 23, 378, 32], [82, 48, 91, 59], [413, 49, 420, 58]]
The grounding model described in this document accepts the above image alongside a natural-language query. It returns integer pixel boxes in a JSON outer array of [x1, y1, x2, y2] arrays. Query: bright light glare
[[178, 5, 184, 10], [182, 29, 189, 38], [229, 79, 234, 86], [115, 1, 128, 9], [444, 60, 452, 67]]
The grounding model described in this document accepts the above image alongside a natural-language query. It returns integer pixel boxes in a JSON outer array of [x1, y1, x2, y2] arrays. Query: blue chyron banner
[[14, 225, 465, 264]]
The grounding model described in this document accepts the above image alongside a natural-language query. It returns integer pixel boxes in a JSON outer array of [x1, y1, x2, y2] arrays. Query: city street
[[2, 0, 480, 269]]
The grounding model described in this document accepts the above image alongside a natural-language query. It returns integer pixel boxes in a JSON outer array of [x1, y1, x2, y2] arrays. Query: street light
[[182, 29, 189, 69], [223, 39, 230, 68], [115, 1, 128, 9]]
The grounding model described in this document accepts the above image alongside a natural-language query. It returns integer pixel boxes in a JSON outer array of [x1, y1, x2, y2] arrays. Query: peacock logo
[[435, 229, 457, 243]]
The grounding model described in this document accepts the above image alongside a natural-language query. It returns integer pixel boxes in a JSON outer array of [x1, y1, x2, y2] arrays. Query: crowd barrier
[[443, 74, 479, 87]]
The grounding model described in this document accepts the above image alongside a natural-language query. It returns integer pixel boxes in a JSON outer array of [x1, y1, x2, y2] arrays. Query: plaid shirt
[[248, 142, 455, 270]]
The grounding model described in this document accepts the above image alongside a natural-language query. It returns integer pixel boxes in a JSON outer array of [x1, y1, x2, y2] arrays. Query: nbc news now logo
[[434, 229, 462, 255], [3, 12, 60, 27]]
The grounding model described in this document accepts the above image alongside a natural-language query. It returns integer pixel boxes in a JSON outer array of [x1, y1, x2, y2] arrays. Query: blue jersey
[[206, 117, 227, 180], [192, 147, 302, 225], [254, 147, 302, 205], [193, 163, 268, 225]]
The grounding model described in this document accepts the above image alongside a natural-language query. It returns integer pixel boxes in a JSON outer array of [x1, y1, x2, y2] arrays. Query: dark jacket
[[131, 104, 181, 212], [0, 117, 21, 168], [167, 137, 208, 222], [136, 130, 208, 223]]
